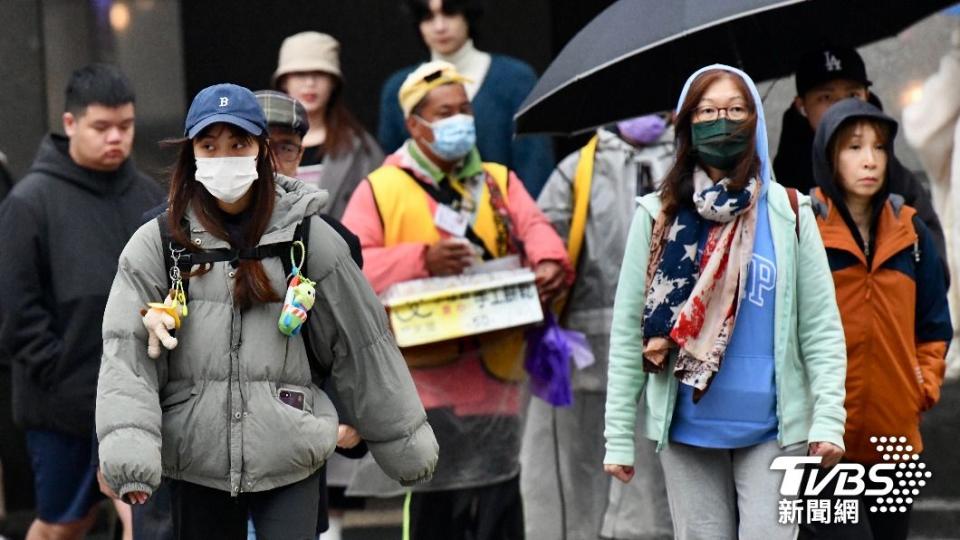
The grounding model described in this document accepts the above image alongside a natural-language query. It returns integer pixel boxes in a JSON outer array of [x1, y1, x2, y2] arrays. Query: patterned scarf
[[642, 169, 759, 401]]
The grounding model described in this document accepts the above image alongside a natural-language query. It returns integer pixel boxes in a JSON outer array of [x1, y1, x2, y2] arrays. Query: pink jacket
[[342, 149, 572, 294]]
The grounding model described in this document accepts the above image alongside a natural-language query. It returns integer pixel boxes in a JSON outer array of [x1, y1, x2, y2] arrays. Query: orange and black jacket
[[810, 99, 952, 464]]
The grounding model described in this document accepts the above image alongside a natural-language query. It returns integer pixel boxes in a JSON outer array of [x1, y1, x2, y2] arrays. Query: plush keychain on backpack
[[141, 289, 185, 359], [142, 244, 191, 359], [279, 240, 316, 336]]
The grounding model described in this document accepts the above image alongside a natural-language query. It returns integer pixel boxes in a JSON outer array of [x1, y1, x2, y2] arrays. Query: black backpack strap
[[156, 211, 192, 298], [291, 216, 328, 383], [157, 211, 329, 381]]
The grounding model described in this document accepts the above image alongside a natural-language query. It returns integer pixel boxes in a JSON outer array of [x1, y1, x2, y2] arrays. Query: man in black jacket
[[0, 63, 164, 540], [774, 47, 948, 270]]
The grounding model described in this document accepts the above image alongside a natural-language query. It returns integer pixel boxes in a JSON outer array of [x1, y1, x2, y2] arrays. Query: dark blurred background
[[0, 0, 616, 183]]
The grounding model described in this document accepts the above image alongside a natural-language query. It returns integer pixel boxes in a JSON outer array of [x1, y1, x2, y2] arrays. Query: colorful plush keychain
[[279, 240, 316, 336]]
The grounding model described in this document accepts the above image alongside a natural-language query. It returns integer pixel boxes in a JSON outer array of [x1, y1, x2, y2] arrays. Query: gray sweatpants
[[520, 391, 673, 540], [658, 440, 805, 540]]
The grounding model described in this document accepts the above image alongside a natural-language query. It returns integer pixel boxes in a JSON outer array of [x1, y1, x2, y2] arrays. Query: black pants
[[798, 464, 913, 540], [799, 499, 912, 540], [407, 475, 524, 540], [159, 471, 320, 540]]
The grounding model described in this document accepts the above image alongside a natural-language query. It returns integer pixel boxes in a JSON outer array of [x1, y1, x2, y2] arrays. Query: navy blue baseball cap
[[184, 83, 267, 139]]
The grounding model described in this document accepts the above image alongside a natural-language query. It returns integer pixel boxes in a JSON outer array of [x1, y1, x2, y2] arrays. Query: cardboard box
[[382, 268, 544, 348]]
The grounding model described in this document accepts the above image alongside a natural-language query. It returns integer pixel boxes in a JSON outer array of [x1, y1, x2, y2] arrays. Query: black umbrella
[[516, 0, 954, 135]]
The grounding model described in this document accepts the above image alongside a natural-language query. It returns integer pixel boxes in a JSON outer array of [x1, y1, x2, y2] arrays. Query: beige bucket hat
[[272, 31, 342, 87]]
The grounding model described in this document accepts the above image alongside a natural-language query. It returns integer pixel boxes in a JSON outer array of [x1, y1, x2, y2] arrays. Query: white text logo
[[772, 436, 931, 524], [824, 51, 843, 72]]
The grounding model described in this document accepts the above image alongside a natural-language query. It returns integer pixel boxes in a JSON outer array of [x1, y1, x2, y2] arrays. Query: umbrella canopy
[[516, 0, 954, 135]]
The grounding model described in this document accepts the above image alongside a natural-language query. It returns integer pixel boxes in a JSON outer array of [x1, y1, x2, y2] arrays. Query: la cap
[[795, 47, 872, 96]]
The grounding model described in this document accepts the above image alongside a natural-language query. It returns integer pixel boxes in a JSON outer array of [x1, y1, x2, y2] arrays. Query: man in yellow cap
[[342, 60, 572, 539]]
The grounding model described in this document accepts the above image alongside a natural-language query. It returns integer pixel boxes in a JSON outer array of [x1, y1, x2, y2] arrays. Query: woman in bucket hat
[[273, 31, 384, 219]]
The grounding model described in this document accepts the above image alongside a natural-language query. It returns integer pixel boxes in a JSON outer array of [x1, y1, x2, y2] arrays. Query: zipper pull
[[914, 240, 920, 263]]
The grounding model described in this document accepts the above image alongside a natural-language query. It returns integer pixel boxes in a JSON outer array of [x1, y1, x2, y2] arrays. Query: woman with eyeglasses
[[273, 31, 384, 219], [602, 65, 848, 539]]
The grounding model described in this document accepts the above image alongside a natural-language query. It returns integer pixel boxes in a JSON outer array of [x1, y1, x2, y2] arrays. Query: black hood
[[28, 134, 138, 196], [812, 98, 899, 250]]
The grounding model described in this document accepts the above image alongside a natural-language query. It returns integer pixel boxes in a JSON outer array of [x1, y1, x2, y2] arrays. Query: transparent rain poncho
[[345, 336, 525, 495]]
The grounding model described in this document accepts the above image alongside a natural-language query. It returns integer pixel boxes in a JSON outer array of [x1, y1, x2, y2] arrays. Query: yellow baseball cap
[[398, 60, 471, 118]]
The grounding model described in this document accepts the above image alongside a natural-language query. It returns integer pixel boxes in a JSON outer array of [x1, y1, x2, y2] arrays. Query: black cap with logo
[[795, 47, 872, 96]]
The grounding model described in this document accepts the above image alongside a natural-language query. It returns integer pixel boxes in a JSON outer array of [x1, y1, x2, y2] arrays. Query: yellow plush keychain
[[141, 290, 186, 359], [141, 247, 189, 359]]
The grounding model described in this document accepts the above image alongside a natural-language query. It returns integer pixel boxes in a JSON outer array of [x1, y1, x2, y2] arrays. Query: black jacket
[[773, 98, 948, 272], [0, 134, 164, 436], [0, 153, 13, 202]]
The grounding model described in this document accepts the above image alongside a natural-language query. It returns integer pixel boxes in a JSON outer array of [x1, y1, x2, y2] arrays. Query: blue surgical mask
[[417, 114, 476, 161]]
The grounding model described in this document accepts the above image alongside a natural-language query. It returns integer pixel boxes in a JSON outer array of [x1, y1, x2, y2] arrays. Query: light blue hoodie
[[670, 66, 779, 448], [603, 64, 848, 465]]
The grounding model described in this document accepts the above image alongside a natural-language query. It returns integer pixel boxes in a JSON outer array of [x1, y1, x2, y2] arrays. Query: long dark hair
[[166, 123, 281, 310], [660, 69, 760, 218], [324, 81, 367, 157]]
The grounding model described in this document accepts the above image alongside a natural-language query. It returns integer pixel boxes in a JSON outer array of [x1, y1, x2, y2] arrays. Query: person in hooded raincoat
[[523, 115, 675, 540], [800, 98, 951, 540], [603, 65, 847, 540]]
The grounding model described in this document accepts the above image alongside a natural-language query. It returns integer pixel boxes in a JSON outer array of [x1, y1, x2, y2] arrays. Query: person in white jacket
[[523, 115, 675, 540], [902, 24, 960, 379]]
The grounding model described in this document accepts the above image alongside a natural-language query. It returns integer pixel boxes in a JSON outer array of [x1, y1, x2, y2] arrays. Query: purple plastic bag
[[524, 313, 589, 407]]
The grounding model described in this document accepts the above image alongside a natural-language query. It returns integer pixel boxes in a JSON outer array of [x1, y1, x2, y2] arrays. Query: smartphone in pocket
[[278, 388, 305, 410]]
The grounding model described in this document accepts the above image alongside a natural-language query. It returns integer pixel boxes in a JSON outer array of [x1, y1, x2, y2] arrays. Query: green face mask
[[691, 118, 750, 171]]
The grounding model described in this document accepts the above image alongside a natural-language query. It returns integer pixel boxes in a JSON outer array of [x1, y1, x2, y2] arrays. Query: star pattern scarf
[[642, 169, 759, 401]]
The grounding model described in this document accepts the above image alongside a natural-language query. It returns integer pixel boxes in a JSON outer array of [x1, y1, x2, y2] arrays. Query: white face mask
[[194, 156, 258, 203]]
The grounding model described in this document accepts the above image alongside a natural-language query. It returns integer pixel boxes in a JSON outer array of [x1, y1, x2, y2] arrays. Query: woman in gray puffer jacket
[[95, 84, 437, 539]]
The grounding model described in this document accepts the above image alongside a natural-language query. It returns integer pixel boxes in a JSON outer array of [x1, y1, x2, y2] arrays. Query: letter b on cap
[[219, 97, 229, 108]]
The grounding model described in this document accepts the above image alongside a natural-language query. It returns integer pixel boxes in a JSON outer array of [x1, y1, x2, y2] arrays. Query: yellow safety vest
[[367, 163, 526, 382]]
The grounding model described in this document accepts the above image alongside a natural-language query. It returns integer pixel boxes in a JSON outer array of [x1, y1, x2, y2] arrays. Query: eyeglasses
[[694, 105, 749, 123], [274, 142, 302, 163]]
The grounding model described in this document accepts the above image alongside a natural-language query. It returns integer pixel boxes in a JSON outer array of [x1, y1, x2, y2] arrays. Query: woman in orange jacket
[[808, 98, 952, 539]]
